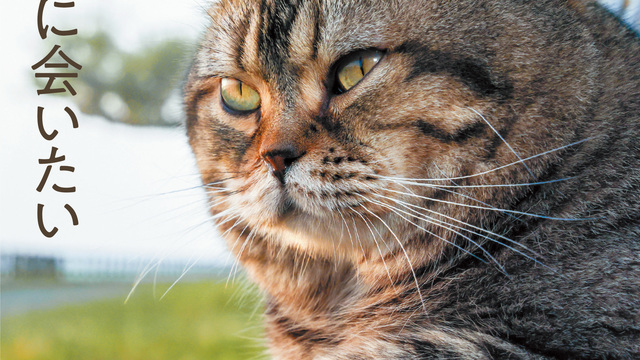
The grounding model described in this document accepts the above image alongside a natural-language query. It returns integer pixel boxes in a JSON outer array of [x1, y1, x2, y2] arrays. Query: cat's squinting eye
[[220, 78, 261, 113], [335, 50, 383, 93]]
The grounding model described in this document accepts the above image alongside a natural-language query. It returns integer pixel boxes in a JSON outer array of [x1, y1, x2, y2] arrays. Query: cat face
[[185, 0, 597, 260]]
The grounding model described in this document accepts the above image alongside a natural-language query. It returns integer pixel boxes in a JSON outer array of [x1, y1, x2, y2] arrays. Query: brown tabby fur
[[184, 0, 640, 358]]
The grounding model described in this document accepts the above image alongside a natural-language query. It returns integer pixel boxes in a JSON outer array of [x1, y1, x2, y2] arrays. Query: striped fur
[[185, 0, 640, 358]]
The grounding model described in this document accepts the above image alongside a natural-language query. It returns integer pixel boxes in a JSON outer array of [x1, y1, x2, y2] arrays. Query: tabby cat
[[184, 0, 640, 358]]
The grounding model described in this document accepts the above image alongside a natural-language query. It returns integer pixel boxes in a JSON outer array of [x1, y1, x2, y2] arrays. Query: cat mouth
[[263, 183, 303, 220], [255, 167, 373, 224], [272, 188, 333, 221], [275, 188, 366, 221], [277, 196, 297, 217]]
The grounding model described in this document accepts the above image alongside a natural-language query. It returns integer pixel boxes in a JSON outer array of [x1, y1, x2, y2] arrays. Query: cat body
[[185, 0, 640, 358]]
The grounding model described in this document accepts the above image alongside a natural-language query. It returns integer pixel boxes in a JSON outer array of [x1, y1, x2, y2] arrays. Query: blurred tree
[[41, 30, 195, 126]]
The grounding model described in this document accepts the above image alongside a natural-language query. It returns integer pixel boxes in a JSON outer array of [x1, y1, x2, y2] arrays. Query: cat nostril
[[261, 146, 305, 185]]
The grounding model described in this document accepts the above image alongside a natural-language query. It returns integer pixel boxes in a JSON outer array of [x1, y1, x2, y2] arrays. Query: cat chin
[[252, 206, 398, 258]]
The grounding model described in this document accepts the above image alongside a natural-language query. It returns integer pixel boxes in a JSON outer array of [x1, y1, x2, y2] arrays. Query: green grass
[[1, 280, 267, 360]]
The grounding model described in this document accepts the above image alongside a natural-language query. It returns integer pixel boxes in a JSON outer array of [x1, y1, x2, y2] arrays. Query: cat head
[[185, 0, 598, 262]]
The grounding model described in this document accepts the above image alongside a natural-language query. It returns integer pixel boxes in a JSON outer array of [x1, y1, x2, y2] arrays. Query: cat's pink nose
[[261, 145, 305, 185]]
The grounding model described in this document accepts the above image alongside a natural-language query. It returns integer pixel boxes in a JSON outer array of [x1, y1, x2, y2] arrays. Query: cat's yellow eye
[[335, 50, 383, 93], [220, 78, 261, 112]]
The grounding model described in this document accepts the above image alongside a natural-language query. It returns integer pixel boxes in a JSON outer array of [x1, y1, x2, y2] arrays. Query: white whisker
[[160, 253, 208, 300], [228, 222, 253, 285], [382, 177, 574, 189], [369, 197, 504, 266], [361, 196, 487, 264], [347, 205, 396, 286], [374, 137, 594, 183], [358, 204, 428, 314], [372, 192, 539, 256], [469, 107, 536, 178], [384, 188, 590, 221], [337, 209, 356, 250]]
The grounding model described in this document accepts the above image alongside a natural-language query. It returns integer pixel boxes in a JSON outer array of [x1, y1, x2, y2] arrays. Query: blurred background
[[0, 0, 638, 359]]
